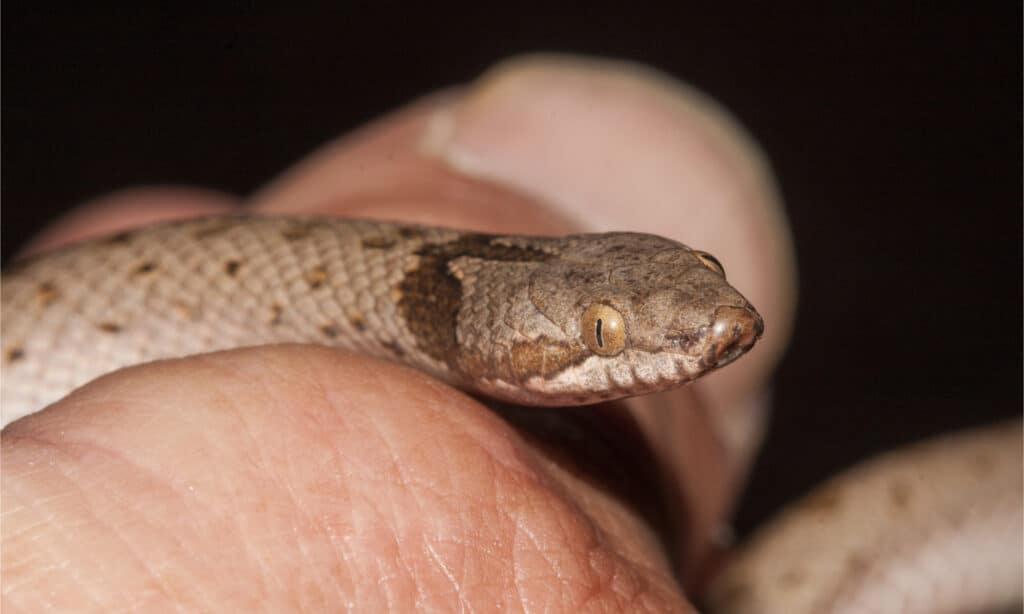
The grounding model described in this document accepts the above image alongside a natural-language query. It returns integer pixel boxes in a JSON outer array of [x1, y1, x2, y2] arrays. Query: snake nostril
[[704, 305, 763, 366]]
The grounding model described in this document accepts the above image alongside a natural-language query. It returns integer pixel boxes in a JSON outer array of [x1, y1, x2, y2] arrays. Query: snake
[[2, 215, 1020, 612]]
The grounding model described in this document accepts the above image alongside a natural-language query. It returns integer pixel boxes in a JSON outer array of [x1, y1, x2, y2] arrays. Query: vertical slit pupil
[[595, 318, 604, 347]]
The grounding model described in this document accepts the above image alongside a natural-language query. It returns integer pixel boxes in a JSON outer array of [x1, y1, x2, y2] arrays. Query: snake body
[[3, 216, 1020, 612], [1, 215, 761, 425], [707, 420, 1022, 614]]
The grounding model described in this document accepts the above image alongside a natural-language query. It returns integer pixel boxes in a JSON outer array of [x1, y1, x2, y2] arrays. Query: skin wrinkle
[[158, 372, 284, 605], [376, 360, 688, 609], [369, 380, 517, 610], [378, 424, 435, 611], [288, 378, 361, 608], [14, 440, 197, 609], [315, 352, 565, 609], [265, 455, 336, 609], [399, 421, 512, 609], [76, 354, 348, 609], [504, 465, 677, 612], [3, 466, 82, 604], [423, 542, 473, 612]]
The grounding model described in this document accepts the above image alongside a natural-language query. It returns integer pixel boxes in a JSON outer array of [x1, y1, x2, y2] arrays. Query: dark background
[[4, 5, 1021, 534]]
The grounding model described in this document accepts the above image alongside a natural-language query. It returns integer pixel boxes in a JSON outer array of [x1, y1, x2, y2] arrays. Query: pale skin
[[2, 56, 796, 612]]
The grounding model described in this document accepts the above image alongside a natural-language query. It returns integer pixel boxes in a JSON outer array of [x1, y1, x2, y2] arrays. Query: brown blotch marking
[[888, 479, 912, 509], [305, 265, 328, 289], [269, 303, 283, 326], [845, 551, 870, 575], [346, 310, 367, 332], [224, 260, 242, 276], [361, 236, 397, 249], [320, 324, 340, 338], [967, 451, 996, 477], [510, 338, 588, 381], [398, 226, 424, 240], [98, 322, 122, 333], [383, 341, 405, 357], [132, 261, 158, 276], [173, 301, 199, 320], [5, 346, 25, 363], [37, 282, 60, 307], [802, 486, 843, 514], [397, 234, 553, 366], [777, 567, 806, 589]]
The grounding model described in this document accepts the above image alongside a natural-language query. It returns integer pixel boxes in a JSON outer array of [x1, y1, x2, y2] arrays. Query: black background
[[4, 4, 1021, 535]]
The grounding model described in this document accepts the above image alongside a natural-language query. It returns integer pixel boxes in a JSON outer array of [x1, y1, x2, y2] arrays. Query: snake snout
[[702, 305, 764, 367]]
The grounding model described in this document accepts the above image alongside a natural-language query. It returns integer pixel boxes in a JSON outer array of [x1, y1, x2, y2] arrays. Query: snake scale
[[2, 215, 1020, 612]]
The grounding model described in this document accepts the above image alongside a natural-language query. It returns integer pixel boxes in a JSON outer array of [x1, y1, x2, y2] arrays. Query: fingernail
[[419, 54, 771, 233]]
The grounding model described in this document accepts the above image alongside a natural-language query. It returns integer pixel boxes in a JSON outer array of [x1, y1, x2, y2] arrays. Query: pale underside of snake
[[1, 215, 1020, 613]]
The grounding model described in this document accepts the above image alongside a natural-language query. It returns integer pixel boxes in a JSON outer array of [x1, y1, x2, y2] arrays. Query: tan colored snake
[[2, 215, 1019, 612]]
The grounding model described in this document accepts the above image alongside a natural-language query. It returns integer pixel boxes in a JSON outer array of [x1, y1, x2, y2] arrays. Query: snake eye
[[582, 304, 627, 356], [694, 251, 726, 278]]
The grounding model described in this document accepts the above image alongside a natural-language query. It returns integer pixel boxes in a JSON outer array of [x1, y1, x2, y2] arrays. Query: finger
[[17, 186, 240, 257], [2, 346, 694, 612]]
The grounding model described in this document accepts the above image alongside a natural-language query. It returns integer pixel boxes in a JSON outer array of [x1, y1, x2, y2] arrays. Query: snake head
[[472, 232, 763, 406]]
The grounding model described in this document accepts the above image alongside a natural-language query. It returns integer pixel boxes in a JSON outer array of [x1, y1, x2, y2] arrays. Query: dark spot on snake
[[398, 226, 424, 239], [132, 262, 158, 276], [803, 486, 842, 514], [967, 451, 995, 477], [347, 312, 367, 332], [269, 304, 283, 326], [563, 268, 605, 285], [320, 324, 340, 338], [397, 234, 554, 366], [845, 552, 870, 575], [37, 282, 60, 306], [383, 341, 405, 357], [104, 230, 135, 245], [224, 260, 242, 276], [173, 300, 199, 320], [98, 322, 122, 333], [305, 266, 328, 289], [777, 567, 806, 589], [5, 347, 25, 363], [888, 480, 912, 509], [361, 236, 397, 249]]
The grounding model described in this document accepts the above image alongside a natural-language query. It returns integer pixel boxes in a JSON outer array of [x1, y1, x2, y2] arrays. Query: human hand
[[2, 55, 796, 612]]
